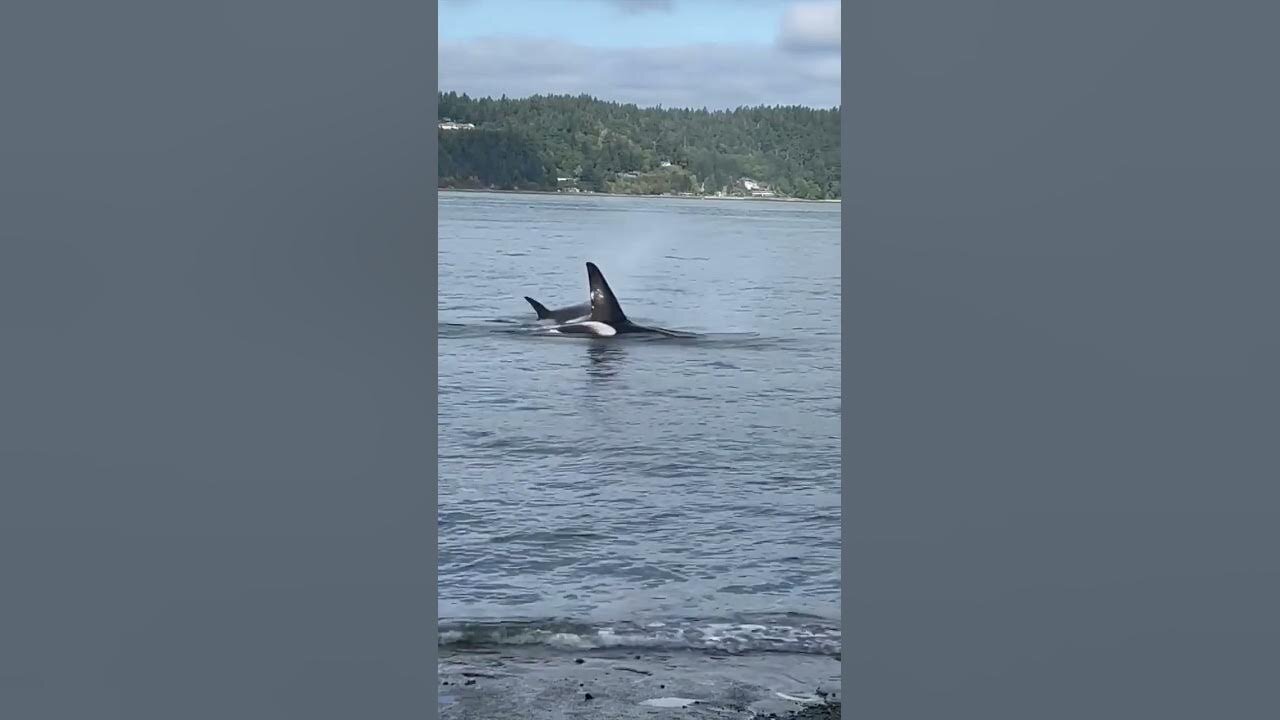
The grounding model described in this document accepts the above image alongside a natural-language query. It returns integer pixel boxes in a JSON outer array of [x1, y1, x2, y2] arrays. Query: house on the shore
[[438, 120, 475, 131], [732, 177, 777, 197]]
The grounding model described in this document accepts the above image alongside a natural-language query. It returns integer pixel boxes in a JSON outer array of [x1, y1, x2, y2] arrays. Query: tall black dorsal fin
[[585, 262, 627, 324]]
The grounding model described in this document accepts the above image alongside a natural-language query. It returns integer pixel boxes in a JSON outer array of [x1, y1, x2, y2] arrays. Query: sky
[[438, 0, 841, 109]]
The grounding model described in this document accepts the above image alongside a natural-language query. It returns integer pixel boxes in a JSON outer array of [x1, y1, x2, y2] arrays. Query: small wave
[[438, 614, 840, 656], [487, 528, 611, 544], [437, 321, 537, 340]]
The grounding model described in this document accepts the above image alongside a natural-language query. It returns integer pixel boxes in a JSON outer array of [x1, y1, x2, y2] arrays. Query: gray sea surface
[[438, 191, 840, 703]]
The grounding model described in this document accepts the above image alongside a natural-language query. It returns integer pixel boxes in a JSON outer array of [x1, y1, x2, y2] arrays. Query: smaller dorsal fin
[[524, 296, 553, 319]]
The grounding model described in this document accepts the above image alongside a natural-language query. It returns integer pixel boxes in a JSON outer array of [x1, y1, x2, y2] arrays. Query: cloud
[[442, 0, 673, 11], [777, 0, 841, 54], [439, 37, 839, 109], [606, 0, 673, 13]]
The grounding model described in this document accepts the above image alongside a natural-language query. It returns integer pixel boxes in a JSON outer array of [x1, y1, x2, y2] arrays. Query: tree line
[[438, 92, 840, 200]]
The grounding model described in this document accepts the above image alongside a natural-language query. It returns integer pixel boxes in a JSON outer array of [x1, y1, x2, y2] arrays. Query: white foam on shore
[[775, 692, 824, 704], [641, 697, 698, 708], [438, 616, 841, 655]]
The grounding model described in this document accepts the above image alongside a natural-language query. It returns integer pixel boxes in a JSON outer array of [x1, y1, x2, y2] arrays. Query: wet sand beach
[[439, 647, 841, 719]]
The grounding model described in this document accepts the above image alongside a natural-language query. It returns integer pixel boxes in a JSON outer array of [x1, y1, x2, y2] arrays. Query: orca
[[543, 262, 696, 338], [523, 296, 591, 323]]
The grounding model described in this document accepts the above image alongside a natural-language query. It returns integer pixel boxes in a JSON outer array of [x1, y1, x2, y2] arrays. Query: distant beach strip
[[439, 187, 840, 204]]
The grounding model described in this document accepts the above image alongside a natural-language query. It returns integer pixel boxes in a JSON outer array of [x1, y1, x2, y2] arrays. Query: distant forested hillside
[[438, 92, 840, 200]]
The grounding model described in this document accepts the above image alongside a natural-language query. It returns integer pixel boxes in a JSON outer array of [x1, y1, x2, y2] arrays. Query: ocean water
[[438, 191, 841, 667]]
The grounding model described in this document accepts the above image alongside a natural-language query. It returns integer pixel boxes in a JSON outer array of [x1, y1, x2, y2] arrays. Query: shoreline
[[438, 187, 841, 205]]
